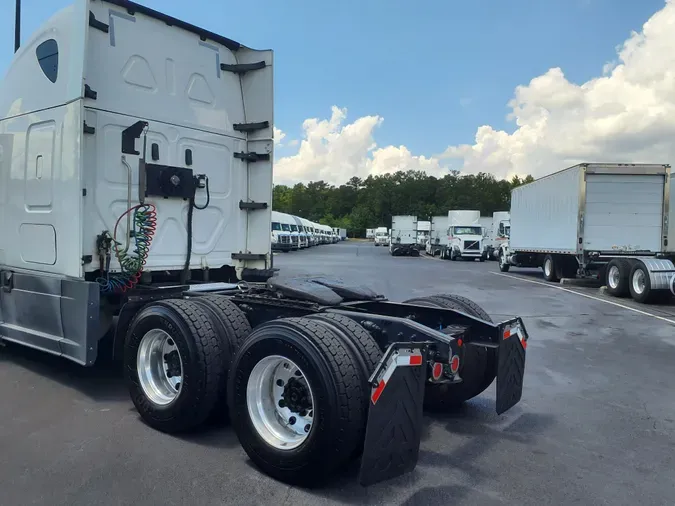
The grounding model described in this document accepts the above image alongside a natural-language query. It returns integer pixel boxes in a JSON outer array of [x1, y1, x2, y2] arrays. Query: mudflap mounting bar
[[358, 342, 430, 487]]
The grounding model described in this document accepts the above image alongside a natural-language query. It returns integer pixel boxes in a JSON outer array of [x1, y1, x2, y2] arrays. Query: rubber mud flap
[[358, 344, 428, 487], [495, 319, 528, 415]]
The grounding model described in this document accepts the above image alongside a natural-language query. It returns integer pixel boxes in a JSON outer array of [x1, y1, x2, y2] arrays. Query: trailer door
[[584, 173, 664, 252]]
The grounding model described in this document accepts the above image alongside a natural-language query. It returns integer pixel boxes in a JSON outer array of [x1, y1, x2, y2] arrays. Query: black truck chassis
[[109, 276, 528, 487]]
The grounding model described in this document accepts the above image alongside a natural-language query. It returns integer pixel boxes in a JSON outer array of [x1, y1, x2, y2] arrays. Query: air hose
[[97, 203, 157, 293]]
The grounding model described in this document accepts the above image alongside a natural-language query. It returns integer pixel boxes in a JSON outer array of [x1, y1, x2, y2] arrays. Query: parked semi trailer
[[0, 0, 530, 488], [417, 220, 431, 247], [390, 216, 419, 256], [426, 216, 450, 257], [499, 163, 675, 303]]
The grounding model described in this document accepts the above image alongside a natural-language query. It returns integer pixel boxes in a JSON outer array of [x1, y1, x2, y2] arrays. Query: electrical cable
[[97, 203, 157, 293], [180, 175, 210, 284]]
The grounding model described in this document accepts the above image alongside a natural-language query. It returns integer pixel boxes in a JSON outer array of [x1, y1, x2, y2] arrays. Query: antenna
[[14, 0, 21, 53]]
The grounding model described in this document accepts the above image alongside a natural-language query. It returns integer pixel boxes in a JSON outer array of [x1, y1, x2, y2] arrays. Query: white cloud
[[275, 0, 675, 184], [274, 106, 451, 185], [441, 0, 675, 180], [273, 126, 286, 146]]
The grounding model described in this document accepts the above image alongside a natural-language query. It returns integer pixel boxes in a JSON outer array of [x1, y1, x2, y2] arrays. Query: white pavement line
[[491, 272, 675, 326]]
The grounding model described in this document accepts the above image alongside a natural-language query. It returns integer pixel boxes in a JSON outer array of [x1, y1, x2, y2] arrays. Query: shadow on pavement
[[0, 340, 128, 402]]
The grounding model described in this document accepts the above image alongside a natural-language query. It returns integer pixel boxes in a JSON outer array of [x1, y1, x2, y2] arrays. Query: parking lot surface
[[2, 241, 675, 505]]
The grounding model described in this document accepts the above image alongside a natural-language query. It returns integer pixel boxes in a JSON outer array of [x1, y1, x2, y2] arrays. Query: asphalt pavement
[[1, 241, 675, 505]]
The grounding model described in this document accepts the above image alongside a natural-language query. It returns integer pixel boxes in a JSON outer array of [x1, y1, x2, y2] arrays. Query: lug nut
[[304, 424, 311, 433], [276, 379, 284, 387], [289, 416, 296, 425], [278, 399, 286, 408]]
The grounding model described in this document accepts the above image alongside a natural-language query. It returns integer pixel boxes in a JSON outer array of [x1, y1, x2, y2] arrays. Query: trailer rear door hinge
[[220, 61, 266, 74], [84, 84, 98, 100], [231, 253, 267, 261], [239, 200, 268, 210], [234, 151, 270, 162], [89, 11, 110, 33], [83, 122, 96, 135], [233, 121, 270, 133]]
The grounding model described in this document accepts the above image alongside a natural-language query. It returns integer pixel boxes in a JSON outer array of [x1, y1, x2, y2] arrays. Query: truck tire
[[403, 296, 490, 411], [227, 317, 366, 486], [431, 294, 496, 394], [605, 258, 631, 297], [499, 249, 510, 272], [628, 261, 657, 304], [124, 299, 225, 433], [543, 254, 559, 282], [306, 313, 382, 457], [190, 296, 252, 420]]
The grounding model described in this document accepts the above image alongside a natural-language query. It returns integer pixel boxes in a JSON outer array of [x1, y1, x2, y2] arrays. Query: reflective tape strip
[[371, 351, 423, 405]]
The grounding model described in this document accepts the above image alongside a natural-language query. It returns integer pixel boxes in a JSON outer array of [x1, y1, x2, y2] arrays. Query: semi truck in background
[[416, 220, 431, 247], [447, 211, 486, 261], [498, 163, 675, 304], [271, 211, 292, 252], [366, 228, 375, 240], [333, 228, 347, 241], [278, 213, 300, 250], [374, 227, 389, 246], [292, 215, 309, 248], [426, 216, 450, 257], [389, 216, 419, 256], [485, 211, 510, 260]]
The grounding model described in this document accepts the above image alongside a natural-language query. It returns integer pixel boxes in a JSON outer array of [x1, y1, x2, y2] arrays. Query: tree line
[[272, 170, 535, 238]]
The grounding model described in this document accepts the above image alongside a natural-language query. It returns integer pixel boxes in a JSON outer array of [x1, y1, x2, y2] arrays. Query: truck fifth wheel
[[0, 0, 530, 487]]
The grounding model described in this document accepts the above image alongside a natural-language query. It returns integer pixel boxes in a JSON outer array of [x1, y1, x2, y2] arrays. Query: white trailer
[[366, 228, 375, 240], [499, 163, 675, 303], [447, 211, 486, 261], [374, 226, 389, 246], [389, 216, 419, 256], [333, 228, 347, 241], [416, 220, 431, 247], [426, 216, 449, 257]]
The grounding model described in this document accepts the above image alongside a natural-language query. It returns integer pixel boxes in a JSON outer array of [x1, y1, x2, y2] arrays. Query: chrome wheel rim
[[247, 355, 314, 450], [632, 269, 646, 295], [544, 258, 552, 277], [608, 265, 620, 289], [137, 329, 183, 406]]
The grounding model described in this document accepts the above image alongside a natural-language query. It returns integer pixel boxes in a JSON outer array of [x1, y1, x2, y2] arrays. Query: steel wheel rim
[[137, 329, 183, 406], [544, 258, 552, 277], [247, 355, 315, 450], [500, 251, 507, 267], [632, 269, 646, 295], [608, 265, 621, 289]]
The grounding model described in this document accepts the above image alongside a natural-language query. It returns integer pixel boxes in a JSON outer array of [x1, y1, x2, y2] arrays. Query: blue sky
[[0, 0, 667, 166]]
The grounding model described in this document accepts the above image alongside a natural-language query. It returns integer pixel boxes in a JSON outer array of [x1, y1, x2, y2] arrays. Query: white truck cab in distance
[[374, 227, 389, 246], [271, 211, 292, 252], [447, 210, 485, 261]]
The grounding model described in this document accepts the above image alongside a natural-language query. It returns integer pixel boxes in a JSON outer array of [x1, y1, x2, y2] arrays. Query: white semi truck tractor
[[487, 211, 510, 260], [447, 211, 486, 261], [499, 163, 675, 304], [0, 0, 532, 488]]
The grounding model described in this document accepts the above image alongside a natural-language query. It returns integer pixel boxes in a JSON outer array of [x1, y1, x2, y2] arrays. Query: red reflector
[[371, 379, 385, 404], [457, 339, 463, 347], [522, 339, 527, 349], [503, 329, 511, 339], [450, 355, 460, 374], [432, 362, 443, 380], [409, 355, 423, 366]]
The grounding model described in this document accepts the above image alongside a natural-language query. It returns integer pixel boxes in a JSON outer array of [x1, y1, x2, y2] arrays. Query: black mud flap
[[495, 318, 528, 415], [358, 343, 429, 487]]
